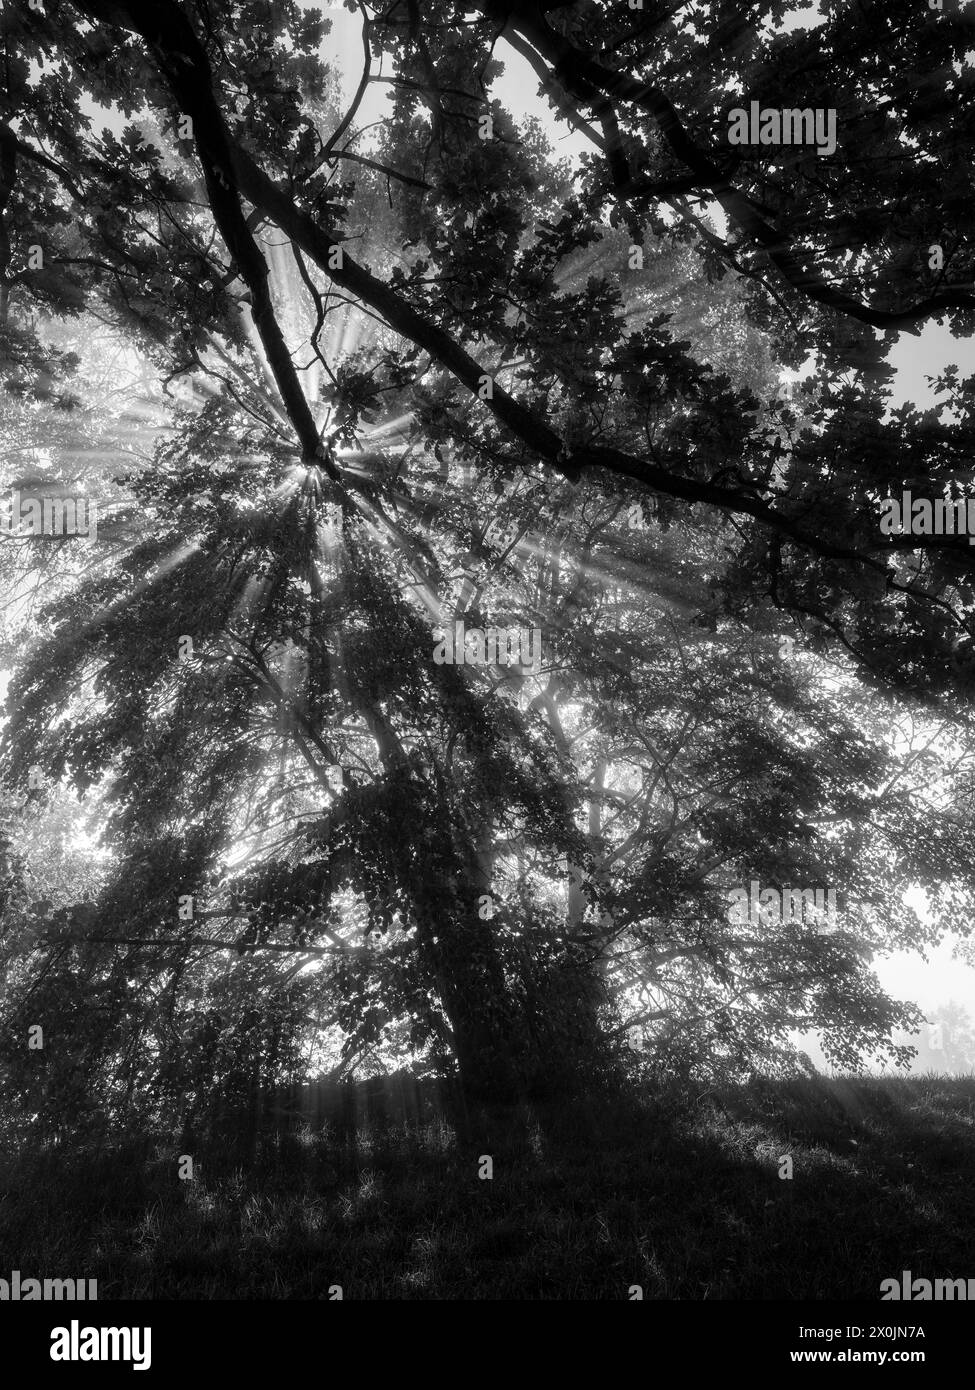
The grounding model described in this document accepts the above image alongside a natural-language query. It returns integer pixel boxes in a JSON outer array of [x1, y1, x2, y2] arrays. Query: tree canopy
[[2, 0, 974, 1121]]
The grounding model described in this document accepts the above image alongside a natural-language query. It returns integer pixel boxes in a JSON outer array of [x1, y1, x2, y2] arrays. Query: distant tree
[[923, 999, 975, 1073]]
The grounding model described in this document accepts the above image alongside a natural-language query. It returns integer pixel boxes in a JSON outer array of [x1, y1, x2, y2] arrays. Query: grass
[[1, 1073, 973, 1299]]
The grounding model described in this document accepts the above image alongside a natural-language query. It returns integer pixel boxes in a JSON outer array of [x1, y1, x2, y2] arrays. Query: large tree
[[2, 0, 974, 1115]]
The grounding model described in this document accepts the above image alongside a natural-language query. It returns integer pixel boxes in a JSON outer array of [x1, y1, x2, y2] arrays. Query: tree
[[894, 1000, 975, 1074], [2, 0, 974, 1115]]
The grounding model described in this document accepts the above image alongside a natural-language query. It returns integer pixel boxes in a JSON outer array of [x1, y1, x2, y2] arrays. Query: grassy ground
[[1, 1074, 973, 1299]]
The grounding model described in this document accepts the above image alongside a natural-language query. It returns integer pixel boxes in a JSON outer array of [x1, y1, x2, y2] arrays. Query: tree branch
[[484, 2, 975, 332]]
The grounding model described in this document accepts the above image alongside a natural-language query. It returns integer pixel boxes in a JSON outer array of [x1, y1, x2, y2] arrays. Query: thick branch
[[486, 2, 975, 332], [74, 0, 335, 475], [66, 0, 975, 590]]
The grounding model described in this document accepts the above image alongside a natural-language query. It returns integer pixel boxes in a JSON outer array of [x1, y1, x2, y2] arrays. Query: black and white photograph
[[1, 0, 974, 1362]]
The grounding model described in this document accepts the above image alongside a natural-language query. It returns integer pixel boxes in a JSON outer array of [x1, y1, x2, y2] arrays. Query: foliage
[[1, 0, 974, 1117]]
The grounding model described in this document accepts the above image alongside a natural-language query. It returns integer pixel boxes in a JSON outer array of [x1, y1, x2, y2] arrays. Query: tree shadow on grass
[[1, 1074, 972, 1298]]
